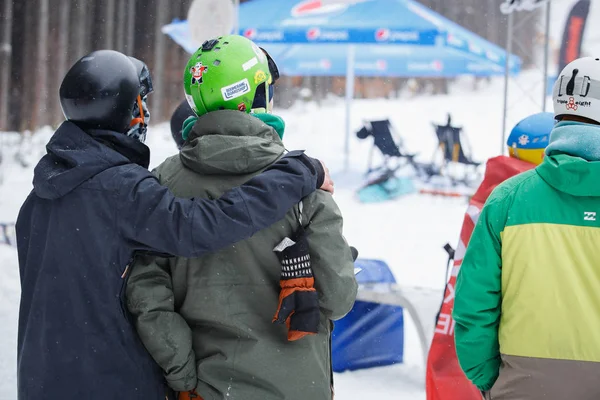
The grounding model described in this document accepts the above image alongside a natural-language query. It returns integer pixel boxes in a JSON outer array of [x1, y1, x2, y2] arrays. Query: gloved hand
[[272, 224, 320, 341], [181, 115, 198, 141], [350, 246, 359, 261]]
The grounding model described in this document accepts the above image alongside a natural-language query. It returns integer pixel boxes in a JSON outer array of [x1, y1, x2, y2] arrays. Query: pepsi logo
[[375, 29, 419, 42], [244, 29, 257, 39], [432, 60, 443, 71], [375, 28, 390, 41], [306, 28, 321, 40], [242, 29, 284, 42], [376, 60, 387, 70]]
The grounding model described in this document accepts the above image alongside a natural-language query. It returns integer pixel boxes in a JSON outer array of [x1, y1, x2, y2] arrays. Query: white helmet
[[553, 57, 600, 123]]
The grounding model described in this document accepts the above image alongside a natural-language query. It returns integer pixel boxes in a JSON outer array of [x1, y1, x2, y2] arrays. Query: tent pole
[[344, 45, 356, 172], [541, 1, 551, 112], [501, 12, 513, 155]]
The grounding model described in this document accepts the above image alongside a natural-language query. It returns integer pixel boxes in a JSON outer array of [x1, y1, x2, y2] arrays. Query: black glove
[[308, 156, 325, 189], [281, 150, 325, 189], [272, 224, 320, 341], [350, 246, 359, 261]]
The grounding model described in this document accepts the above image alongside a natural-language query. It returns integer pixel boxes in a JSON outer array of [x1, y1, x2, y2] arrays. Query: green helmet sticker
[[183, 35, 272, 117]]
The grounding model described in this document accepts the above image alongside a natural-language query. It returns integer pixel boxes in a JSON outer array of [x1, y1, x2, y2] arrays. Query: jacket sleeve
[[452, 186, 510, 392], [125, 254, 197, 392], [303, 191, 358, 320], [117, 151, 320, 258]]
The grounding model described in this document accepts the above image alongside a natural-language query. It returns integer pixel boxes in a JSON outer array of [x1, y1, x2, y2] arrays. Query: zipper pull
[[121, 264, 130, 279]]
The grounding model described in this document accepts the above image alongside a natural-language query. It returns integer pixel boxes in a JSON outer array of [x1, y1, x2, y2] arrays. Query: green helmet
[[184, 35, 272, 116]]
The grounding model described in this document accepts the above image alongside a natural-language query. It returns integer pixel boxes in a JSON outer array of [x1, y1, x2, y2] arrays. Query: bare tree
[[75, 0, 88, 58], [126, 0, 136, 53], [0, 0, 14, 131], [116, 0, 127, 52], [54, 0, 71, 125], [31, 0, 49, 129], [104, 0, 115, 49], [153, 0, 169, 121], [166, 0, 183, 112]]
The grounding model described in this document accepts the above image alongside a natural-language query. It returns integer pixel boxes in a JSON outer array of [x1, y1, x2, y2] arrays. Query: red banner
[[558, 0, 590, 73], [425, 156, 534, 400]]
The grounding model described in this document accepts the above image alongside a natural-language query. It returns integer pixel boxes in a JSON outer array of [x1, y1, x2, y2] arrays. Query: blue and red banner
[[558, 0, 590, 73]]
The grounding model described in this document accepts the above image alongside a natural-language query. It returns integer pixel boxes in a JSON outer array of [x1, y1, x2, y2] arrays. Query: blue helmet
[[507, 112, 556, 165]]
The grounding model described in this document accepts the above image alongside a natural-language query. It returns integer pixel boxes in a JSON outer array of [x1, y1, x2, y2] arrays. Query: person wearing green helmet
[[127, 35, 357, 400]]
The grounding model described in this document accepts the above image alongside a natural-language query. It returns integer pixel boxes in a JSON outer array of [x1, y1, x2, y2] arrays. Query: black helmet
[[170, 99, 195, 149], [59, 50, 147, 133]]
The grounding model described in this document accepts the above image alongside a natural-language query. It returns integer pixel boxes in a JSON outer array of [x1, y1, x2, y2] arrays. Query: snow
[[1, 3, 598, 393]]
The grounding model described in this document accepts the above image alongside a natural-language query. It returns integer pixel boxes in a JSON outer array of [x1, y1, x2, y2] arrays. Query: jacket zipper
[[119, 256, 135, 322]]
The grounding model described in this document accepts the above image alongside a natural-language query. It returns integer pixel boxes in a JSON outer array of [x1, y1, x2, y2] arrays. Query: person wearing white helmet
[[453, 56, 600, 400]]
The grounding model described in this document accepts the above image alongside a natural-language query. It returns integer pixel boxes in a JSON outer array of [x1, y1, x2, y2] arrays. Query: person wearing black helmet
[[15, 49, 333, 400], [170, 99, 194, 149]]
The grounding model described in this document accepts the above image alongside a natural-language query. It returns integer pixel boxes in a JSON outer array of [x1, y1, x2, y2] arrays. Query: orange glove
[[178, 389, 202, 400], [272, 225, 320, 341]]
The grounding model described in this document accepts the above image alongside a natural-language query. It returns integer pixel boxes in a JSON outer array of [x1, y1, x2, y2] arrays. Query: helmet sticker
[[190, 62, 208, 85], [254, 70, 267, 84], [567, 97, 578, 110], [221, 78, 251, 101], [185, 94, 198, 113], [242, 57, 259, 71], [518, 135, 529, 146], [237, 102, 247, 112], [251, 42, 267, 63]]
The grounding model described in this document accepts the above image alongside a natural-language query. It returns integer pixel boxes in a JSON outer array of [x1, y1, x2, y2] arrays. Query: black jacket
[[16, 121, 320, 399]]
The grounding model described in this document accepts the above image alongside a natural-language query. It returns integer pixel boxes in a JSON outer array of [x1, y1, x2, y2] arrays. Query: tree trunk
[[54, 0, 71, 125], [116, 0, 127, 52], [166, 0, 182, 115], [75, 0, 88, 58], [152, 0, 169, 121], [31, 0, 49, 130], [126, 0, 136, 53], [104, 0, 115, 49], [0, 0, 14, 131], [20, 0, 36, 131]]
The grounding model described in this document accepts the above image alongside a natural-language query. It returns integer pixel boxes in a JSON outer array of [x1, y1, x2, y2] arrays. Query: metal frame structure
[[356, 283, 442, 367], [500, 0, 552, 153]]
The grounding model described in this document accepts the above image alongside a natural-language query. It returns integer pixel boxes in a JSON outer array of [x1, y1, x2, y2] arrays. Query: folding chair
[[356, 119, 418, 176], [355, 119, 419, 202], [425, 114, 481, 186]]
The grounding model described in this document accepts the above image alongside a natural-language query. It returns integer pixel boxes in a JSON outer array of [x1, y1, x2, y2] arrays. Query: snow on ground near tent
[[0, 72, 544, 399]]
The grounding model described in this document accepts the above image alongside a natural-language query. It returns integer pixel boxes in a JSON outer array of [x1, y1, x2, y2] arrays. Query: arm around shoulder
[[116, 152, 322, 258]]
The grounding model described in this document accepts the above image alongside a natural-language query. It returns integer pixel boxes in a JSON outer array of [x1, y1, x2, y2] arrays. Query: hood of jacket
[[32, 121, 150, 199], [180, 110, 285, 175], [537, 121, 600, 197]]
